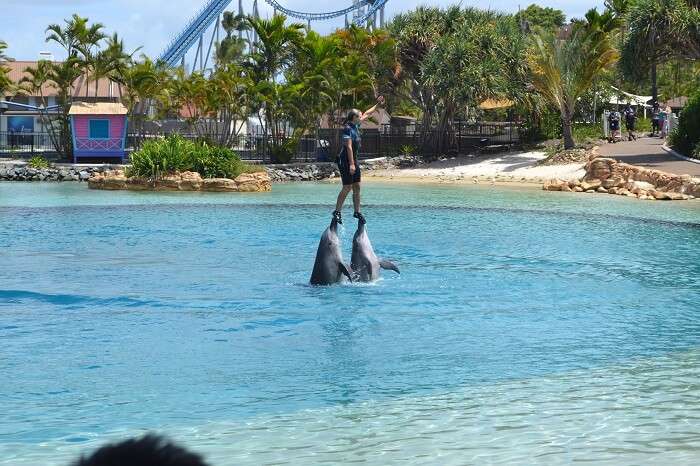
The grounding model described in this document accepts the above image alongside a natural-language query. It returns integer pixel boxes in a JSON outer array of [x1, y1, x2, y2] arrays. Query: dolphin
[[310, 218, 353, 285], [351, 222, 400, 282]]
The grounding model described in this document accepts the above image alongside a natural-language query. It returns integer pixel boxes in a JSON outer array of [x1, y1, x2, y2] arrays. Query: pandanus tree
[[423, 12, 529, 154], [392, 7, 529, 155], [529, 11, 619, 149], [621, 0, 700, 105]]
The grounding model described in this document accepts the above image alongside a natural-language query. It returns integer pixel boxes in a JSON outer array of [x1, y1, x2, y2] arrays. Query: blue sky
[[3, 0, 603, 61]]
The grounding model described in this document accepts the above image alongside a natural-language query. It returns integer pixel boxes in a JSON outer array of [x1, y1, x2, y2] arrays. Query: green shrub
[[671, 90, 700, 158], [28, 155, 50, 169], [572, 123, 603, 143], [186, 144, 251, 179], [269, 139, 297, 164], [127, 135, 259, 179], [400, 145, 416, 156]]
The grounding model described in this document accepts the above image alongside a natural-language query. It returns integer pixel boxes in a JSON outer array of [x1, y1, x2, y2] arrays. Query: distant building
[[662, 96, 689, 113], [1, 60, 122, 135]]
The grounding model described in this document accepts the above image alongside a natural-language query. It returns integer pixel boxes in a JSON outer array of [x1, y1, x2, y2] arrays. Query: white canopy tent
[[608, 86, 654, 118]]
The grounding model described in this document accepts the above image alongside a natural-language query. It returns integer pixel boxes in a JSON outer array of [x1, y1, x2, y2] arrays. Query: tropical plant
[[669, 90, 700, 157], [127, 135, 258, 179], [19, 58, 82, 159], [515, 4, 566, 32], [0, 40, 13, 97], [216, 12, 249, 66], [28, 155, 50, 169], [392, 7, 529, 154], [529, 11, 619, 149], [110, 57, 170, 146], [47, 14, 107, 99], [243, 14, 305, 155], [620, 0, 700, 104]]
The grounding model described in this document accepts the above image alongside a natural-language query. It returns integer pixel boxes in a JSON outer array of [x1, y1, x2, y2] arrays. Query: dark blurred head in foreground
[[72, 434, 210, 466]]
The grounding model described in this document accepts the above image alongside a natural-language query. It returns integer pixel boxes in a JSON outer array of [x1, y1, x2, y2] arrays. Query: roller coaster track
[[160, 0, 232, 66], [261, 0, 373, 21], [159, 0, 390, 68]]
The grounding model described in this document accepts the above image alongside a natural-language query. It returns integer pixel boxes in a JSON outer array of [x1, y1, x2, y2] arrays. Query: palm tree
[[0, 40, 12, 98], [46, 14, 88, 58], [93, 33, 140, 99], [75, 21, 107, 98], [245, 14, 304, 82], [0, 40, 10, 61], [19, 58, 82, 158], [529, 17, 619, 149], [216, 12, 249, 66], [111, 58, 170, 146], [46, 15, 106, 99], [244, 14, 305, 154]]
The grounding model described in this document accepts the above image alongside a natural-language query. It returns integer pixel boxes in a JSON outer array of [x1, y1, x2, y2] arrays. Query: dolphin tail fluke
[[379, 260, 400, 274], [339, 262, 353, 282]]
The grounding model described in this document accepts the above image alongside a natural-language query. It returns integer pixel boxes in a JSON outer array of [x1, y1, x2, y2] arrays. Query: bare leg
[[335, 185, 352, 212], [352, 182, 361, 214]]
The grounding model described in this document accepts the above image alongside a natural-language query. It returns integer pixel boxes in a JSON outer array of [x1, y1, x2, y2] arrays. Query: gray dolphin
[[310, 218, 353, 286], [351, 222, 400, 282]]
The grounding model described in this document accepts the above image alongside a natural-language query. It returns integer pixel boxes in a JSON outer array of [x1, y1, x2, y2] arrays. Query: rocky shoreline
[[0, 157, 419, 184], [88, 170, 271, 192], [543, 156, 700, 201], [0, 163, 112, 182]]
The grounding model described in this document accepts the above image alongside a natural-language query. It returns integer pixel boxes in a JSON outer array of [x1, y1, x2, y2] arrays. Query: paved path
[[596, 137, 700, 177]]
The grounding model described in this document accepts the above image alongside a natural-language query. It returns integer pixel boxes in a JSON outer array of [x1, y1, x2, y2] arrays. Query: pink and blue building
[[68, 102, 128, 163]]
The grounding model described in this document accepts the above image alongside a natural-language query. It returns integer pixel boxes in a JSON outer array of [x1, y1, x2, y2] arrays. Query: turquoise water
[[1, 181, 699, 465]]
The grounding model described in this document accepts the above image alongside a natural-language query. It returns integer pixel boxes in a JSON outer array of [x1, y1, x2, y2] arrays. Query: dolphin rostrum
[[310, 218, 353, 285], [351, 222, 400, 282]]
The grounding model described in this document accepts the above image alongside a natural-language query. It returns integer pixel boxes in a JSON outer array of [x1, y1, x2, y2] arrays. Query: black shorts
[[337, 153, 361, 185]]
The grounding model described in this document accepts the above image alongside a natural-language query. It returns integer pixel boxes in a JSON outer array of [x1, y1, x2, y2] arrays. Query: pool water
[[1, 181, 699, 465]]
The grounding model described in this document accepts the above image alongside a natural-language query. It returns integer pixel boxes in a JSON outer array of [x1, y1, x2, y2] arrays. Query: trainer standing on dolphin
[[332, 96, 385, 226]]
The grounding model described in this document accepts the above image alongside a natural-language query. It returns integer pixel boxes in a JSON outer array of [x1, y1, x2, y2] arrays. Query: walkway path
[[596, 137, 700, 177]]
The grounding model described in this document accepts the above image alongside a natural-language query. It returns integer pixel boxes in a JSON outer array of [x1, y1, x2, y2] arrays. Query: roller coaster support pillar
[[238, 0, 244, 39]]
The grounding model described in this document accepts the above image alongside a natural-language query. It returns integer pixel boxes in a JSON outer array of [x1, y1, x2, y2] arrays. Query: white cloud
[[2, 0, 604, 60]]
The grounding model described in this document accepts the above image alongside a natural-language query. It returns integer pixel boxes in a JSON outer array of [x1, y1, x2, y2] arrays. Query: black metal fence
[[0, 132, 56, 155], [2, 122, 523, 162]]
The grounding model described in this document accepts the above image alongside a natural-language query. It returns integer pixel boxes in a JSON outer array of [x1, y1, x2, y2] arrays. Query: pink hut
[[69, 102, 128, 163]]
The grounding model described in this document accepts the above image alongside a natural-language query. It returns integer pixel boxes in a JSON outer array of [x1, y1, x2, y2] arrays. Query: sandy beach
[[363, 150, 585, 185]]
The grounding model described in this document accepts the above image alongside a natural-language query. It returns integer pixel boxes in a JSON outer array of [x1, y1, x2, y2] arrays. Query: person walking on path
[[608, 110, 621, 143], [624, 104, 637, 141], [332, 96, 385, 225], [660, 105, 673, 139], [651, 102, 661, 136]]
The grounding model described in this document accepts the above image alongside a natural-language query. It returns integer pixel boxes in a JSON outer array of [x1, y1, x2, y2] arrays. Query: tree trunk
[[651, 58, 658, 105], [562, 111, 574, 150]]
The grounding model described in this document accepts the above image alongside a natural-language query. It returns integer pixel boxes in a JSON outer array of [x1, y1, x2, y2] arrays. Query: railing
[[0, 132, 56, 155], [74, 137, 123, 152], [2, 122, 524, 162]]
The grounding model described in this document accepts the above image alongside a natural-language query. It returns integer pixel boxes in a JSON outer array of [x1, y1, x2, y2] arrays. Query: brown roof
[[1, 60, 123, 99], [663, 96, 689, 110], [68, 102, 128, 115]]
